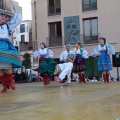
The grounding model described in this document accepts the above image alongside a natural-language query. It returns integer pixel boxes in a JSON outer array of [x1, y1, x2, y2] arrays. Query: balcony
[[82, 0, 97, 12], [48, 6, 61, 16], [81, 33, 100, 44], [46, 36, 63, 47]]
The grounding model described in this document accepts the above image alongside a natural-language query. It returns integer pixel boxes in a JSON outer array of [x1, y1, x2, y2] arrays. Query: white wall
[[16, 20, 32, 42]]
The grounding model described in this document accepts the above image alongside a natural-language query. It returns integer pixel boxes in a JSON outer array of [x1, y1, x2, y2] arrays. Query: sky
[[14, 0, 32, 20]]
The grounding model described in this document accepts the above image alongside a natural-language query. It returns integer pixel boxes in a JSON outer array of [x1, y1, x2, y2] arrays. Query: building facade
[[14, 20, 32, 52], [31, 0, 120, 77]]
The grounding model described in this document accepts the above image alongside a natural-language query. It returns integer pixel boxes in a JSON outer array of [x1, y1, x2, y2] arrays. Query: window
[[83, 18, 98, 44], [48, 21, 62, 47], [29, 47, 33, 50], [0, 0, 4, 9], [20, 24, 25, 33], [82, 0, 97, 11], [48, 0, 61, 16], [21, 35, 25, 42]]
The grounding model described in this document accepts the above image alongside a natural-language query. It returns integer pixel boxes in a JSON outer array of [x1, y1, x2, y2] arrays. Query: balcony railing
[[16, 27, 30, 33], [48, 6, 61, 16], [46, 36, 63, 47], [82, 1, 97, 12], [81, 33, 100, 44]]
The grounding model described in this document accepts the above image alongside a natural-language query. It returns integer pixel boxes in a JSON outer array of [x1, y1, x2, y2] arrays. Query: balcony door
[[48, 22, 62, 47]]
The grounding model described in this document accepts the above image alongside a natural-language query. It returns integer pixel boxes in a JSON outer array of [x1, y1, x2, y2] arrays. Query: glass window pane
[[92, 18, 98, 41], [84, 20, 90, 40], [20, 24, 25, 33], [49, 0, 54, 7], [91, 19, 98, 36], [83, 0, 90, 9], [55, 0, 60, 7], [91, 0, 97, 8], [49, 23, 56, 37], [55, 0, 61, 13]]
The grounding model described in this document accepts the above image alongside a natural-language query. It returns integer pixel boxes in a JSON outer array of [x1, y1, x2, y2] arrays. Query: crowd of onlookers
[[12, 71, 116, 84], [13, 71, 27, 83]]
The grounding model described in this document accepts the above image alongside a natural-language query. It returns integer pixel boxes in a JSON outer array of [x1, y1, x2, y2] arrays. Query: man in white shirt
[[54, 54, 75, 85], [59, 44, 73, 83], [59, 44, 73, 63]]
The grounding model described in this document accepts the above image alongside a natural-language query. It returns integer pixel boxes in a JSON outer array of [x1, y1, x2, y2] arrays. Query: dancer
[[92, 37, 115, 83], [59, 44, 73, 83], [0, 2, 22, 93], [33, 42, 56, 86], [72, 42, 88, 83], [59, 44, 73, 63], [54, 54, 75, 85]]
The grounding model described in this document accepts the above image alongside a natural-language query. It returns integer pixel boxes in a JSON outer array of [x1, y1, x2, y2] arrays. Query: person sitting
[[54, 54, 75, 85]]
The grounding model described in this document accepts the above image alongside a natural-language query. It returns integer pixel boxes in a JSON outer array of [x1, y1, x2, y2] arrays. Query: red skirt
[[32, 57, 45, 71], [39, 57, 45, 64], [72, 56, 86, 73]]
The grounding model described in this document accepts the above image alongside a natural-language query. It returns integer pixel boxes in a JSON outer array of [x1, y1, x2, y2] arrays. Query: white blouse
[[33, 48, 53, 58], [0, 12, 22, 39], [92, 44, 115, 56], [72, 48, 89, 58]]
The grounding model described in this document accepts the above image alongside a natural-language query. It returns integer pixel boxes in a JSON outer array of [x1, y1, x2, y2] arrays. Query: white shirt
[[59, 50, 73, 61]]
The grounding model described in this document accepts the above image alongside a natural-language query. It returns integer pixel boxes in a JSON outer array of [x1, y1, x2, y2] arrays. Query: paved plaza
[[0, 81, 120, 120]]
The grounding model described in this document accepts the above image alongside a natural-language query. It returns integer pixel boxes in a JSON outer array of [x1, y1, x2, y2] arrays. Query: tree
[[22, 53, 31, 69]]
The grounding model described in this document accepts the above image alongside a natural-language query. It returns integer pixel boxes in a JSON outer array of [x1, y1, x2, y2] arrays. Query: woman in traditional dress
[[0, 2, 22, 93], [72, 42, 88, 83], [33, 42, 56, 86], [92, 37, 115, 83]]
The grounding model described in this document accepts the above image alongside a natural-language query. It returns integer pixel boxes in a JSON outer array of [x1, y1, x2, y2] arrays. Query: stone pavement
[[0, 81, 120, 120]]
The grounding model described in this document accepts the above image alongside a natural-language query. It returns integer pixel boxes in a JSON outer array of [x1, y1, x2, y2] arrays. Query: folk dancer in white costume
[[33, 42, 56, 86], [59, 44, 73, 63], [92, 37, 115, 83], [0, 2, 22, 93], [59, 44, 73, 83], [54, 54, 75, 85], [72, 42, 88, 83]]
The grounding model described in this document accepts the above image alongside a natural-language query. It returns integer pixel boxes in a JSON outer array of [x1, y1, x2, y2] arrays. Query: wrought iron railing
[[81, 33, 100, 44], [48, 6, 61, 16], [82, 0, 97, 11], [16, 27, 30, 33], [46, 36, 63, 47]]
